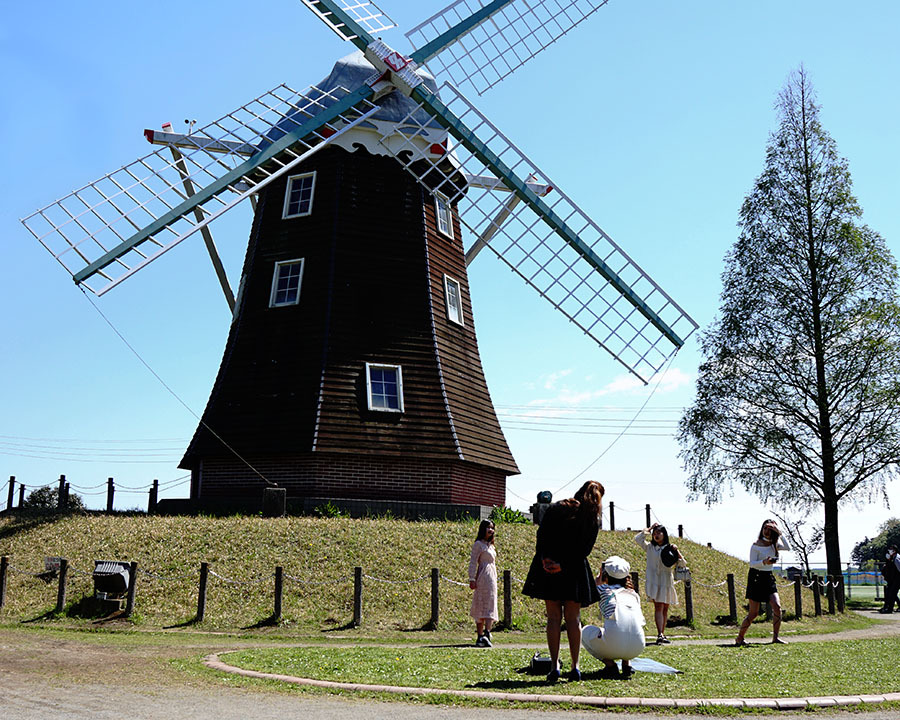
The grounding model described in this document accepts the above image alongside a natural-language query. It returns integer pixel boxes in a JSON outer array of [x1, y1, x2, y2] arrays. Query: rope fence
[[2, 474, 190, 514], [0, 554, 848, 630]]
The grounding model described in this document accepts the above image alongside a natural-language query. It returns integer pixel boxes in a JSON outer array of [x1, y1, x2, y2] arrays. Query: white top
[[749, 536, 791, 572]]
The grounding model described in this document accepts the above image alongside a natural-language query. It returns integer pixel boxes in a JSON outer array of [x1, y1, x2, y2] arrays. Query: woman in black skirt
[[735, 519, 791, 645], [522, 480, 604, 682]]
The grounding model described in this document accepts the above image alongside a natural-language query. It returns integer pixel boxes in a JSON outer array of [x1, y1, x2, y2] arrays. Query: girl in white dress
[[468, 520, 498, 647], [635, 523, 685, 645]]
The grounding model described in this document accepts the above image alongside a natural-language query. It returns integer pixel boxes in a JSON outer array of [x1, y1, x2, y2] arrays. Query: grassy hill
[[0, 513, 856, 638]]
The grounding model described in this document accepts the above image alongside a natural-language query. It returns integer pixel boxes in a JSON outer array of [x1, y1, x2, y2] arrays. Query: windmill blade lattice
[[22, 83, 379, 295], [380, 82, 697, 383], [300, 0, 396, 41], [407, 0, 611, 96]]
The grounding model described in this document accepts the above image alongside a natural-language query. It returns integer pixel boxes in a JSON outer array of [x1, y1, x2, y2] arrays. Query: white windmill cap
[[602, 556, 630, 580]]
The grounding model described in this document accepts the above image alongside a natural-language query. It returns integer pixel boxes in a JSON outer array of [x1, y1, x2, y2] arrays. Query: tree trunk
[[822, 488, 842, 577]]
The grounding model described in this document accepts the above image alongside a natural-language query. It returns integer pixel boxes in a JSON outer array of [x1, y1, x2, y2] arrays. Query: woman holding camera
[[522, 480, 604, 683]]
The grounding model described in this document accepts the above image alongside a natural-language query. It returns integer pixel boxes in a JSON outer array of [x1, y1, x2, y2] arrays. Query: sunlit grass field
[[0, 513, 869, 638]]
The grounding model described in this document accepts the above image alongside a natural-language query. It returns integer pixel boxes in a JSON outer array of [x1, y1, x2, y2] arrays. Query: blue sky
[[2, 1, 899, 564]]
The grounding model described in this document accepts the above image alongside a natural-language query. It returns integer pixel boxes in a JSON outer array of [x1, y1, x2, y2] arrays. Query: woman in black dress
[[522, 480, 604, 682]]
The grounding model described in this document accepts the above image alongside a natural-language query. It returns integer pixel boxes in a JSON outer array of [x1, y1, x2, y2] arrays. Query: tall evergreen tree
[[678, 68, 900, 577]]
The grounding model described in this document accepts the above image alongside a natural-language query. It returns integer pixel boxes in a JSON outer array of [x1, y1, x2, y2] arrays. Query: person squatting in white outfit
[[581, 555, 646, 678]]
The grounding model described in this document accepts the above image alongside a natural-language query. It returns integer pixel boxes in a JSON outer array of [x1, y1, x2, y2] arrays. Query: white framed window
[[366, 363, 404, 413], [443, 274, 464, 326], [282, 171, 316, 218], [269, 258, 304, 307], [435, 192, 453, 237]]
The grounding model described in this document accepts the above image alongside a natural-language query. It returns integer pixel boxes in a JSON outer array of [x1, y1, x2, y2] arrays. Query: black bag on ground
[[528, 652, 552, 675]]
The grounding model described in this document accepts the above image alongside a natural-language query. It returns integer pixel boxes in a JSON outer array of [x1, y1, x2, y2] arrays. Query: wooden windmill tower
[[23, 0, 697, 517]]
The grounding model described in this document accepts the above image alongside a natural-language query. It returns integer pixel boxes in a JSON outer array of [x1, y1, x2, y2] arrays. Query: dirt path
[[2, 612, 898, 719]]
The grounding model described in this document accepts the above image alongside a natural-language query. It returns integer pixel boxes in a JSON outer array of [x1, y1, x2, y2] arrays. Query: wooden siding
[[180, 145, 517, 504]]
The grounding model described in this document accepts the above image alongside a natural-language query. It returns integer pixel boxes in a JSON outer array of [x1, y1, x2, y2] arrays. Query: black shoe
[[878, 609, 892, 614], [621, 664, 635, 678], [599, 664, 620, 679], [567, 668, 582, 682], [481, 634, 492, 648], [546, 668, 560, 683]]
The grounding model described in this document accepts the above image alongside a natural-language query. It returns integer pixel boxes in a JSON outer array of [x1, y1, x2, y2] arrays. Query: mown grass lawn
[[222, 638, 899, 700]]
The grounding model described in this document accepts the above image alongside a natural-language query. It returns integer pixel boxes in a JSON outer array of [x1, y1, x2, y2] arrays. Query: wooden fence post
[[813, 575, 822, 616], [837, 576, 846, 613], [764, 601, 772, 621], [502, 569, 512, 629], [630, 571, 639, 596], [430, 568, 439, 629], [57, 475, 66, 508], [684, 579, 694, 625], [125, 561, 138, 616], [794, 577, 802, 619], [645, 504, 651, 528], [274, 566, 283, 621], [17, 484, 25, 508], [55, 557, 68, 614], [352, 566, 362, 627], [6, 477, 13, 512], [726, 573, 737, 622], [106, 478, 115, 513], [826, 576, 836, 614], [609, 502, 615, 531], [678, 524, 683, 538], [148, 479, 159, 514], [197, 562, 208, 622], [0, 556, 8, 609]]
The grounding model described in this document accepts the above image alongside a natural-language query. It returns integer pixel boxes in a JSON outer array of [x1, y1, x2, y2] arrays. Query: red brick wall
[[195, 453, 506, 507]]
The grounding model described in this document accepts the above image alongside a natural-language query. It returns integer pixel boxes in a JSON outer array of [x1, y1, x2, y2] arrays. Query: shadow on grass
[[163, 616, 202, 629], [0, 512, 66, 542], [468, 669, 625, 691], [322, 621, 359, 633], [243, 615, 281, 630]]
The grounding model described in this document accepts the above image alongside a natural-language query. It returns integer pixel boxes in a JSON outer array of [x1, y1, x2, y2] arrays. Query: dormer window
[[435, 192, 453, 237], [283, 172, 316, 218], [366, 363, 404, 412], [269, 258, 304, 307], [444, 275, 464, 326]]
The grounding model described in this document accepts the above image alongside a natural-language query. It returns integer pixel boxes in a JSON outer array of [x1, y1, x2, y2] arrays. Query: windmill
[[22, 0, 697, 517]]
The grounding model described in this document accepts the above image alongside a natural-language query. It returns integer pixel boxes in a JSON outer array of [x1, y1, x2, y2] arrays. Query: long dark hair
[[476, 519, 495, 544], [757, 519, 781, 556], [573, 480, 604, 519], [651, 524, 670, 547]]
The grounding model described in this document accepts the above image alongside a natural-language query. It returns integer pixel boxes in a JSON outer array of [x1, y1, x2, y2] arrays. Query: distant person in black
[[522, 480, 604, 683], [879, 545, 900, 614]]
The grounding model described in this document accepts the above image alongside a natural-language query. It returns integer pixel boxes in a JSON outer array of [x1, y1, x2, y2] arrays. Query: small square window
[[435, 192, 453, 238], [270, 258, 304, 307], [444, 275, 464, 326], [366, 363, 404, 412], [283, 172, 316, 218]]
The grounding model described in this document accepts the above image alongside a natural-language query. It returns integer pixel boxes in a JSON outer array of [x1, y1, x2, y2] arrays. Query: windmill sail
[[407, 0, 611, 96], [22, 83, 379, 295], [301, 0, 396, 40], [378, 82, 697, 383]]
